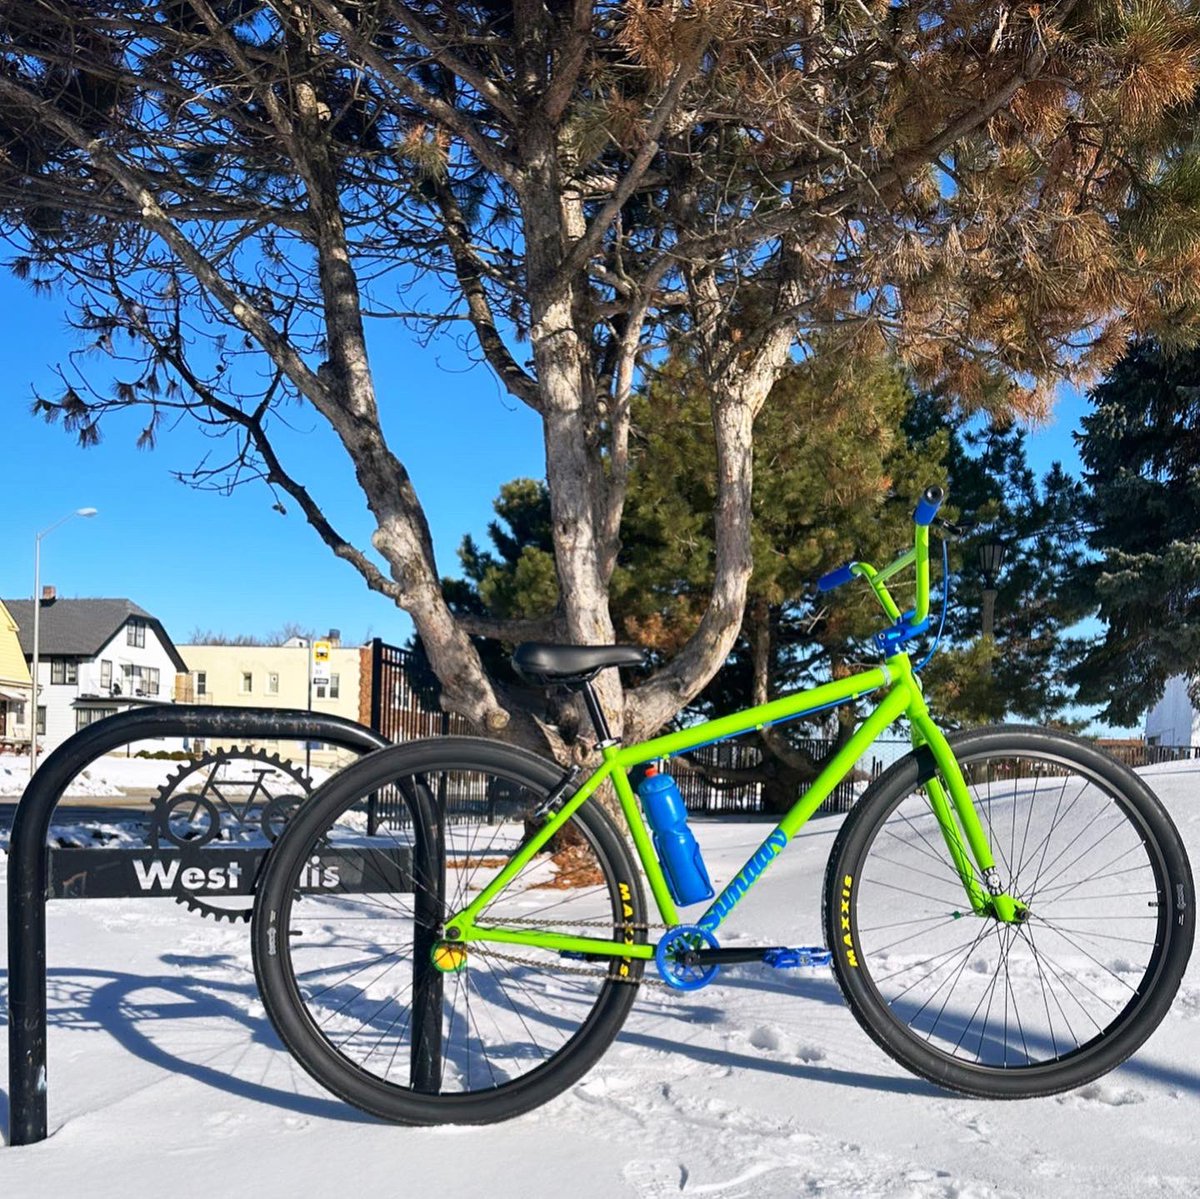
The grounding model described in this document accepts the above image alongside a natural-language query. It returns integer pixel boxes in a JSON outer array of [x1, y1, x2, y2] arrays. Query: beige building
[[178, 637, 366, 769], [0, 599, 33, 750]]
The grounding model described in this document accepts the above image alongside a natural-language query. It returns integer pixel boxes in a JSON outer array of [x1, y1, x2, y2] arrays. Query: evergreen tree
[[906, 400, 1090, 727], [1071, 341, 1200, 726]]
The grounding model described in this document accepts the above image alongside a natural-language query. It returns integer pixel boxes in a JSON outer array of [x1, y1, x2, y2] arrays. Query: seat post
[[580, 679, 615, 745]]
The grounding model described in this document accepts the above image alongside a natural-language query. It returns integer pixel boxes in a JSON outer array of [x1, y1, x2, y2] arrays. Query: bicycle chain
[[471, 916, 671, 987]]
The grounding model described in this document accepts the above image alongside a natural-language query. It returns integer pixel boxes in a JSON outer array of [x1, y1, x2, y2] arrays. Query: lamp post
[[978, 540, 1007, 640], [30, 507, 98, 776]]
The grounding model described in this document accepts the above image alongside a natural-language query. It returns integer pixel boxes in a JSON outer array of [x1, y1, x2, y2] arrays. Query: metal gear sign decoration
[[148, 747, 313, 921]]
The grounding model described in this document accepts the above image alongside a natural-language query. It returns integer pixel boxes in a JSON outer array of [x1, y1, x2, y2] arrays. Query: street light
[[978, 540, 1007, 640], [30, 507, 98, 776]]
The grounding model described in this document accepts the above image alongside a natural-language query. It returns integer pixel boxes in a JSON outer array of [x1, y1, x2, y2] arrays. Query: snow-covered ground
[[0, 752, 183, 798], [0, 753, 331, 799], [3, 761, 1200, 1198]]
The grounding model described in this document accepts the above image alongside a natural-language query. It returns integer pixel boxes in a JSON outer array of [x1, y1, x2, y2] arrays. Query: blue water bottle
[[637, 766, 714, 906]]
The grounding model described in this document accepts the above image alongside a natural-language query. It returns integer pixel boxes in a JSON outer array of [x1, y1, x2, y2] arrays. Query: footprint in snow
[[747, 1025, 782, 1052], [746, 1025, 825, 1064], [1058, 1082, 1145, 1107], [623, 1158, 782, 1198]]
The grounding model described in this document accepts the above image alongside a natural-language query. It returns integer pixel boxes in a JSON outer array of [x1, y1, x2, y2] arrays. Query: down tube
[[696, 683, 912, 935]]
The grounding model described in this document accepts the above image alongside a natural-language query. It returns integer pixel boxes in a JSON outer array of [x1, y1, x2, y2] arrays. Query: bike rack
[[6, 705, 444, 1147]]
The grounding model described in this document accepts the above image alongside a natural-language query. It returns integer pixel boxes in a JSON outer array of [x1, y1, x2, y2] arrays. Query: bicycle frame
[[449, 651, 1022, 965]]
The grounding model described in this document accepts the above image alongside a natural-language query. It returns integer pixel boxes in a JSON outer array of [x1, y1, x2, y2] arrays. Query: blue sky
[[0, 272, 544, 646], [0, 270, 1104, 712]]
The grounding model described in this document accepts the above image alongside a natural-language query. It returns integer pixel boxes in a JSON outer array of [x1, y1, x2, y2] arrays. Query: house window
[[36, 706, 46, 735], [147, 667, 160, 697], [127, 618, 147, 647], [315, 673, 340, 700], [13, 700, 26, 726], [50, 659, 78, 685], [195, 671, 207, 696], [76, 707, 117, 731], [267, 672, 280, 695], [240, 672, 253, 694], [100, 659, 112, 690]]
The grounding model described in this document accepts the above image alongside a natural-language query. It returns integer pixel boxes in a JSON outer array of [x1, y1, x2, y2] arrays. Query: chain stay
[[470, 915, 668, 986]]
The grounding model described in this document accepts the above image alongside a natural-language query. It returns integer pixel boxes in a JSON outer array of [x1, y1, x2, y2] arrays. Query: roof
[[1, 598, 188, 672]]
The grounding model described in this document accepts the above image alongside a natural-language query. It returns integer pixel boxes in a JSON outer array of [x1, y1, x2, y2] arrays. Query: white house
[[3, 593, 187, 756], [1144, 675, 1200, 747]]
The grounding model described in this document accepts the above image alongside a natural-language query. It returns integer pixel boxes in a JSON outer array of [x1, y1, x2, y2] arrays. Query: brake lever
[[936, 517, 976, 542]]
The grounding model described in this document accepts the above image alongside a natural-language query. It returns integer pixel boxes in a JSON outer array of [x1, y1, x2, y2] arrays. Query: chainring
[[655, 924, 721, 991], [150, 746, 313, 922]]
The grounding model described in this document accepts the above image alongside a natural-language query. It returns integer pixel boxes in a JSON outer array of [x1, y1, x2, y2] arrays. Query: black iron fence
[[673, 738, 913, 817]]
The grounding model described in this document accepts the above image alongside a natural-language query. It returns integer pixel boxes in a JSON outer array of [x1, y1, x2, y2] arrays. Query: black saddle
[[512, 642, 648, 682]]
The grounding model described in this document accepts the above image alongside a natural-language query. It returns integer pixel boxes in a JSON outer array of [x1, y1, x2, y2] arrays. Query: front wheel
[[252, 737, 647, 1125], [824, 726, 1194, 1098]]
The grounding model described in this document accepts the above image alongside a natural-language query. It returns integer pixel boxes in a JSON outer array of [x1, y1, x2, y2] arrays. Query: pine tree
[[1071, 340, 1200, 726]]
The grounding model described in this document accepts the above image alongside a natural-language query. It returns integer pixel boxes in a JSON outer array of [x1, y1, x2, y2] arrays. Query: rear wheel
[[824, 726, 1194, 1097], [252, 737, 646, 1124]]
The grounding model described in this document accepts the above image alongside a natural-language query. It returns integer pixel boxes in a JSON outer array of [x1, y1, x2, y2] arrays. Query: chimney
[[41, 586, 56, 603]]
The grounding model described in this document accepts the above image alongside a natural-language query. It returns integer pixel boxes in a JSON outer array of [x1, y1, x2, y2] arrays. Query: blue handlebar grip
[[913, 485, 946, 527], [817, 563, 857, 592]]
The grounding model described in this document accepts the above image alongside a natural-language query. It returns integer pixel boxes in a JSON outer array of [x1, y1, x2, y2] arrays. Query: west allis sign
[[45, 844, 413, 900]]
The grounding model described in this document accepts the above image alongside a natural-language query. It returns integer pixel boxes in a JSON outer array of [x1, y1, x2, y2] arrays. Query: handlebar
[[817, 562, 858, 593], [913, 485, 945, 527], [816, 485, 948, 654]]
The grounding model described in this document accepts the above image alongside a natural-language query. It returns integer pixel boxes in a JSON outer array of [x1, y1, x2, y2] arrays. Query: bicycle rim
[[833, 734, 1184, 1088], [255, 742, 645, 1120]]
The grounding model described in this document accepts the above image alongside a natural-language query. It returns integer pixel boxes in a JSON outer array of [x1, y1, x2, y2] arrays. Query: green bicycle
[[252, 486, 1195, 1123]]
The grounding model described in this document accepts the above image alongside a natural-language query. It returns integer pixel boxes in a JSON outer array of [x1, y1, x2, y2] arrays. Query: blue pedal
[[762, 946, 832, 969]]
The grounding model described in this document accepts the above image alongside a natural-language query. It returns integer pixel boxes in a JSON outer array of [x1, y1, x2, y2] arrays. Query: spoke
[[300, 947, 409, 1000], [891, 804, 971, 886], [1012, 769, 1041, 890], [860, 913, 962, 933], [1018, 774, 1097, 893], [862, 851, 972, 893], [1027, 917, 1134, 999], [1034, 847, 1148, 906], [862, 875, 966, 908], [870, 914, 967, 955], [951, 926, 1007, 1057], [326, 959, 411, 1043], [1019, 922, 1081, 1052], [1027, 809, 1130, 903], [469, 949, 558, 1063], [874, 930, 988, 989], [908, 922, 994, 1041], [1001, 925, 1030, 1067], [1018, 923, 1108, 1035]]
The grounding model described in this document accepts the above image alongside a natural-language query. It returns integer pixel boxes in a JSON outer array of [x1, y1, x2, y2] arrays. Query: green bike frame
[[448, 518, 1022, 965]]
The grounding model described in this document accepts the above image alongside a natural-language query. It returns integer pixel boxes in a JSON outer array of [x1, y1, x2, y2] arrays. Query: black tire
[[823, 725, 1194, 1098], [159, 792, 221, 847], [253, 737, 647, 1125]]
